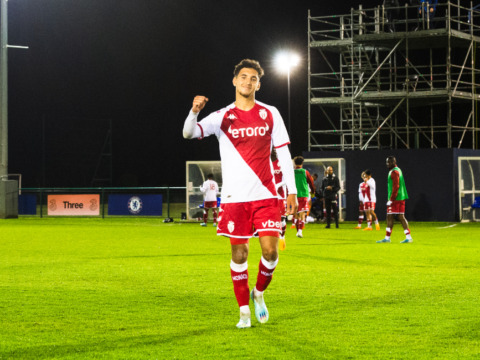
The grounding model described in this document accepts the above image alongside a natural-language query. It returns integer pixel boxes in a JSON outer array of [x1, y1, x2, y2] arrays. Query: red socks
[[255, 257, 278, 292], [230, 256, 279, 307], [230, 260, 249, 307]]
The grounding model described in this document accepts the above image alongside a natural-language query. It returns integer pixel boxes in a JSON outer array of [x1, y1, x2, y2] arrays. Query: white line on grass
[[436, 224, 457, 229]]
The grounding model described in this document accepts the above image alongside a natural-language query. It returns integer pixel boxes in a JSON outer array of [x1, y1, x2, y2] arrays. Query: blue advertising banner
[[108, 194, 163, 216], [19, 194, 37, 215]]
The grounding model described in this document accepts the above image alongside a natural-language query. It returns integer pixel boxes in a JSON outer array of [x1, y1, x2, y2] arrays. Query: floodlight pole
[[0, 0, 29, 218], [0, 0, 8, 179], [1, 0, 29, 178]]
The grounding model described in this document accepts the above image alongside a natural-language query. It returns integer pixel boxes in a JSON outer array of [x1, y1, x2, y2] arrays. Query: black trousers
[[325, 199, 339, 227]]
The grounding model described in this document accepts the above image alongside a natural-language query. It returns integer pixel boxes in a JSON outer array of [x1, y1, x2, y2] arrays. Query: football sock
[[281, 216, 286, 238], [203, 210, 208, 224], [375, 219, 379, 225], [299, 220, 305, 230], [358, 215, 364, 226], [255, 256, 278, 292], [404, 229, 412, 240], [385, 227, 392, 240], [212, 209, 218, 224], [367, 221, 372, 228], [230, 260, 249, 307]]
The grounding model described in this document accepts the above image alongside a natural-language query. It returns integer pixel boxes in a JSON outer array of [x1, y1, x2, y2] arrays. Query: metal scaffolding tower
[[308, 0, 480, 151]]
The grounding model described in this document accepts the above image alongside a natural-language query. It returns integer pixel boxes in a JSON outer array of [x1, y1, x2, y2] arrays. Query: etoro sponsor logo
[[227, 123, 269, 139]]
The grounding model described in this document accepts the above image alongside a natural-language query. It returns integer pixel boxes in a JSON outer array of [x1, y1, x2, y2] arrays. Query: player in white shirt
[[362, 170, 380, 231], [200, 174, 220, 227], [183, 59, 298, 329], [355, 172, 366, 229]]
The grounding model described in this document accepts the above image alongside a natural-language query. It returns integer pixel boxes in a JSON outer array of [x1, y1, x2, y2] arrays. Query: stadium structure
[[304, 0, 480, 222]]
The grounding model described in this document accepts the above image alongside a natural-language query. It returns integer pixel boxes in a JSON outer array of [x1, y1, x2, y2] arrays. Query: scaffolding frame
[[308, 0, 480, 151]]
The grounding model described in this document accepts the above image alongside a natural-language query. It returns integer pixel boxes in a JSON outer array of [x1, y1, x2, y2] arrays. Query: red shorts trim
[[203, 201, 218, 209], [216, 198, 282, 241], [258, 231, 279, 238], [387, 200, 405, 214], [297, 197, 309, 213], [364, 202, 376, 211]]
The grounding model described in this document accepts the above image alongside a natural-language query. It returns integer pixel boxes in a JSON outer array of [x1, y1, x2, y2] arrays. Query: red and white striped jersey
[[362, 178, 377, 203], [272, 159, 286, 200], [195, 101, 291, 204]]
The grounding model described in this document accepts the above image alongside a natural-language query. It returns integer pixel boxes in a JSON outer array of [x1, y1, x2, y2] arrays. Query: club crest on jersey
[[228, 221, 235, 233], [259, 108, 267, 120]]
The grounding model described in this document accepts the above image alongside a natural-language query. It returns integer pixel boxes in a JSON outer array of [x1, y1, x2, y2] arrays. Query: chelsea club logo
[[128, 196, 143, 214]]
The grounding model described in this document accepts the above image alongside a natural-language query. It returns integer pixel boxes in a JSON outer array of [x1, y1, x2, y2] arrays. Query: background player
[[200, 173, 219, 227], [355, 172, 366, 229], [377, 156, 413, 243], [293, 156, 315, 238], [183, 59, 297, 328], [362, 170, 380, 231]]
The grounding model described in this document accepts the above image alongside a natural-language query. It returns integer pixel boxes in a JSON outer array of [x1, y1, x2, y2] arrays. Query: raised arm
[[183, 96, 209, 139]]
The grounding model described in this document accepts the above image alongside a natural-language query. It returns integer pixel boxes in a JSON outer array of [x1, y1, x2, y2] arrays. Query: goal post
[[186, 161, 222, 220]]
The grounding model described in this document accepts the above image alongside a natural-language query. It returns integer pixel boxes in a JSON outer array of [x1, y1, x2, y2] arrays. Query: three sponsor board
[[19, 194, 163, 216]]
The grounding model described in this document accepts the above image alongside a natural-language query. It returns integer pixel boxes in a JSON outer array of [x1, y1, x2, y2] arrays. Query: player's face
[[386, 158, 396, 169], [327, 167, 333, 175], [233, 68, 261, 99]]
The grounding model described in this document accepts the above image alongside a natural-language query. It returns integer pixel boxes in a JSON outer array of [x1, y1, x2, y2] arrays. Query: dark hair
[[293, 156, 304, 165], [364, 170, 371, 176], [233, 59, 264, 79], [387, 156, 396, 162], [207, 174, 214, 180]]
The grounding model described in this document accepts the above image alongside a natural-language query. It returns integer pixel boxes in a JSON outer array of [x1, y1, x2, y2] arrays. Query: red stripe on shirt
[[197, 123, 204, 139], [274, 142, 291, 149]]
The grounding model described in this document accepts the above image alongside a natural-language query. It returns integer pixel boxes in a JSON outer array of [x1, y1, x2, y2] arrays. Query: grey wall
[[304, 149, 480, 222]]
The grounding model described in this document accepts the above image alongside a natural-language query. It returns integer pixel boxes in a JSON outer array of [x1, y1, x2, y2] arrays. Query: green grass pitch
[[1, 218, 479, 359]]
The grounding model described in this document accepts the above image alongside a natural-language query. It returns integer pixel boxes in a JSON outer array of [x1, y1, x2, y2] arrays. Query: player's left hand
[[286, 194, 298, 215]]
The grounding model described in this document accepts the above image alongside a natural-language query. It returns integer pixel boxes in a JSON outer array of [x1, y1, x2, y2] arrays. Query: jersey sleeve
[[305, 170, 315, 193], [358, 183, 363, 202], [268, 105, 290, 149], [196, 108, 227, 139]]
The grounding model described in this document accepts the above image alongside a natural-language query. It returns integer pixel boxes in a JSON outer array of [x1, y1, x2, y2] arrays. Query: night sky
[[5, 0, 381, 187]]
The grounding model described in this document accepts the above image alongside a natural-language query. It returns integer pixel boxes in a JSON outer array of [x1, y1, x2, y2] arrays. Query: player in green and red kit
[[377, 156, 413, 243], [293, 156, 315, 238]]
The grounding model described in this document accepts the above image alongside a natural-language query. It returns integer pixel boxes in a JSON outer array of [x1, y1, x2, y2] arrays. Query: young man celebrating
[[200, 173, 220, 227], [377, 156, 413, 243], [183, 59, 298, 328]]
